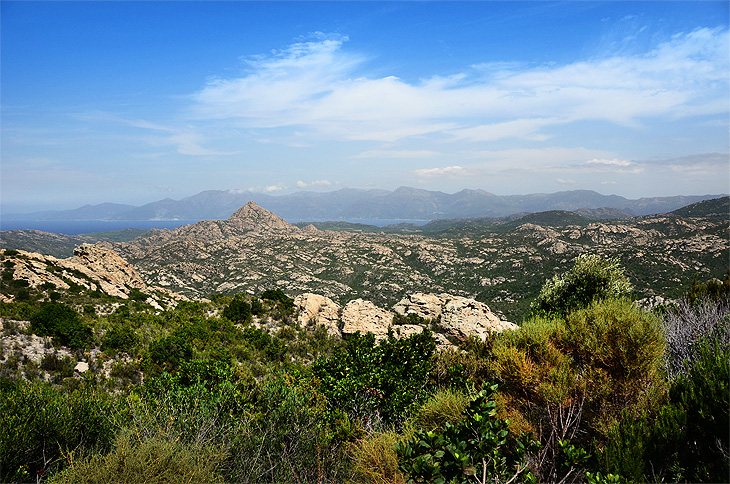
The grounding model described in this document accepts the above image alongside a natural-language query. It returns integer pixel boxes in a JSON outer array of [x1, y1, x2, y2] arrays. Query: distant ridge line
[[2, 188, 726, 222]]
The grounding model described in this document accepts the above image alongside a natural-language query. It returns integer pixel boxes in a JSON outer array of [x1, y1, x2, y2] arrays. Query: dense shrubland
[[1, 253, 728, 483]]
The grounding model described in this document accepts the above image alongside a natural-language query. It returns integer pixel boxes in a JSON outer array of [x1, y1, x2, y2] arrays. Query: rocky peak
[[227, 201, 297, 232]]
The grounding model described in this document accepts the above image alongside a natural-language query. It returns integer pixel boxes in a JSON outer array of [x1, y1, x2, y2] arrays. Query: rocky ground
[[109, 202, 729, 319], [2, 200, 728, 320]]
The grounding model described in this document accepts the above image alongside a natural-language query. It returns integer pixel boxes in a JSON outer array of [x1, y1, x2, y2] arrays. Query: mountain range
[[4, 187, 725, 222]]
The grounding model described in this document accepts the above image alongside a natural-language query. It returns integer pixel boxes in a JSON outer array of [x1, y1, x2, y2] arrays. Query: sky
[[1, 1, 729, 213]]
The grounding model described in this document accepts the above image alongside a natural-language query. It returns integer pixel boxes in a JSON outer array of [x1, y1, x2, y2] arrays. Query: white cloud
[[413, 166, 467, 177], [189, 27, 728, 143], [296, 179, 334, 188], [587, 158, 632, 167], [265, 183, 288, 192], [556, 178, 576, 185]]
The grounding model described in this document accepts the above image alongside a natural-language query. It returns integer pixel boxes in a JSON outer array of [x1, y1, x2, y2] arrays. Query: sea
[[0, 219, 428, 236]]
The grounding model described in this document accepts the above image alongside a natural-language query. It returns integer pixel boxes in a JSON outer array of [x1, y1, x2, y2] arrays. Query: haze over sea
[[0, 219, 427, 235]]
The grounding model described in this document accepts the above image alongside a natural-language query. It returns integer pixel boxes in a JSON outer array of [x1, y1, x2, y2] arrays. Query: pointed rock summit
[[227, 201, 297, 232]]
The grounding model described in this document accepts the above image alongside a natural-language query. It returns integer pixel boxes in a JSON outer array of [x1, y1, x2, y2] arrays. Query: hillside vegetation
[[1, 244, 728, 483]]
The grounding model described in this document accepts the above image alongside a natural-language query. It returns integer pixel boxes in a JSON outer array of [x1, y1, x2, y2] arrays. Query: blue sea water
[[0, 220, 199, 235]]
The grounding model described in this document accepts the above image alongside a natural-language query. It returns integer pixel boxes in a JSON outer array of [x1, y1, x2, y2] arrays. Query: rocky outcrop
[[294, 293, 342, 337], [1, 245, 186, 309], [393, 293, 444, 320], [440, 296, 517, 339], [341, 299, 395, 340], [68, 244, 147, 297], [335, 292, 516, 346], [394, 292, 518, 340]]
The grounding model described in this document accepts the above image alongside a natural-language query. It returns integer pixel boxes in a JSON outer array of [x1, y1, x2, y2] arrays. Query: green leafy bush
[[29, 302, 92, 349], [533, 254, 632, 315], [313, 331, 436, 428], [0, 380, 117, 482], [227, 376, 352, 483], [101, 324, 139, 354], [600, 334, 729, 482], [395, 384, 539, 484], [143, 334, 193, 375], [222, 294, 252, 323]]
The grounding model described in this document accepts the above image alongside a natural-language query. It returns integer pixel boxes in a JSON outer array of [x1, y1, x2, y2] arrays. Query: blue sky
[[2, 1, 728, 213]]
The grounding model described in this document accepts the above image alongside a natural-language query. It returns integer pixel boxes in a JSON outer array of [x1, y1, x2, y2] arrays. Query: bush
[[0, 380, 117, 482], [412, 389, 469, 432], [313, 331, 436, 429], [101, 324, 139, 354], [600, 334, 729, 482], [663, 298, 730, 378], [395, 384, 539, 484], [533, 254, 632, 315], [49, 431, 224, 484], [490, 299, 666, 481], [564, 299, 665, 408], [227, 376, 352, 483], [29, 302, 92, 349], [143, 334, 193, 375], [222, 295, 252, 323]]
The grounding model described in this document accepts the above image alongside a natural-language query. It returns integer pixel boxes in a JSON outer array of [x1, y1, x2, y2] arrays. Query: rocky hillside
[[3, 200, 728, 319], [1, 244, 187, 310]]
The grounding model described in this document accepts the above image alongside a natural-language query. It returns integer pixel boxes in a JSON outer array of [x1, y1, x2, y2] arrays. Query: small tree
[[533, 254, 632, 316]]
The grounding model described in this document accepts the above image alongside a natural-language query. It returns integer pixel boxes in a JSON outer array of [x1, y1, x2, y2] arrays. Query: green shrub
[[143, 334, 193, 375], [101, 324, 139, 354], [29, 302, 92, 349], [395, 384, 539, 484], [227, 376, 352, 483], [533, 254, 632, 315], [0, 301, 34, 320], [313, 331, 436, 428], [0, 380, 117, 481], [600, 334, 729, 482], [564, 299, 665, 408], [412, 389, 469, 432], [684, 272, 730, 305], [222, 294, 252, 323], [49, 430, 224, 484]]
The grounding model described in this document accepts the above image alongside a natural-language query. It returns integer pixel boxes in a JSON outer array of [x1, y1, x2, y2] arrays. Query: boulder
[[341, 299, 394, 340], [393, 292, 517, 341], [294, 293, 342, 337]]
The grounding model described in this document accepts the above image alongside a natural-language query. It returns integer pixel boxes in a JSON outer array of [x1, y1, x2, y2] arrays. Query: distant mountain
[[3, 188, 726, 222], [669, 196, 729, 219]]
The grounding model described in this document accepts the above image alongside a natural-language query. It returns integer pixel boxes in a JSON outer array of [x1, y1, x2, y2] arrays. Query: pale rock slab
[[294, 293, 342, 337], [341, 299, 394, 340]]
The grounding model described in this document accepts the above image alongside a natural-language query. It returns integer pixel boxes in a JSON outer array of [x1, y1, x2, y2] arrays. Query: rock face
[[394, 292, 518, 340], [68, 244, 147, 297], [336, 293, 516, 345], [341, 299, 395, 340], [294, 293, 342, 337], [1, 245, 186, 309]]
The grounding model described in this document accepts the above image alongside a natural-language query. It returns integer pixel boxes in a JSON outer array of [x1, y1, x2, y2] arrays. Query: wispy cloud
[[189, 27, 728, 143], [296, 179, 336, 188], [413, 166, 467, 178], [354, 149, 441, 159]]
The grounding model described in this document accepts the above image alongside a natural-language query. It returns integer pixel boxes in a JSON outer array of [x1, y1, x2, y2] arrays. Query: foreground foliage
[[1, 255, 729, 483]]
